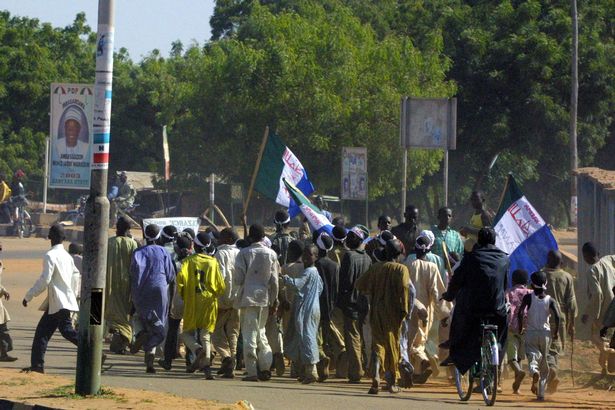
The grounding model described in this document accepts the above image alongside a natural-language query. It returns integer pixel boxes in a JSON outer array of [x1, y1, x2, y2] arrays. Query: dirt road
[[1, 236, 613, 409]]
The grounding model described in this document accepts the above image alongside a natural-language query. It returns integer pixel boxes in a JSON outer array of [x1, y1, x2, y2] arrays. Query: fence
[[575, 167, 615, 340]]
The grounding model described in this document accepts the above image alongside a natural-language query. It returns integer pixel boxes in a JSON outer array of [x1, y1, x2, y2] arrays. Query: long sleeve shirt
[[25, 244, 81, 314], [215, 244, 240, 309], [337, 249, 371, 319], [584, 256, 615, 323], [234, 242, 280, 308]]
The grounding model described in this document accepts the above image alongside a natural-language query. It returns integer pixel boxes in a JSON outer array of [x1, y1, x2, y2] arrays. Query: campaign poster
[[49, 83, 94, 189], [341, 147, 367, 200]]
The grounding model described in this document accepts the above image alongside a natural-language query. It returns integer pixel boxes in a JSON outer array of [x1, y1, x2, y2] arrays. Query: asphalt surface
[[0, 236, 605, 409]]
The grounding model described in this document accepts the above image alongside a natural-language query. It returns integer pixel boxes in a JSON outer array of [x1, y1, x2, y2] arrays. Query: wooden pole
[[242, 126, 270, 237]]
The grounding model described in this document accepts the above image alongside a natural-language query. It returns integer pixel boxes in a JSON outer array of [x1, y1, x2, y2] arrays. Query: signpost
[[400, 97, 457, 213]]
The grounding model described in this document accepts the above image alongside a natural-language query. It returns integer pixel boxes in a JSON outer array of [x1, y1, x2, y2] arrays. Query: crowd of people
[[1, 190, 615, 403]]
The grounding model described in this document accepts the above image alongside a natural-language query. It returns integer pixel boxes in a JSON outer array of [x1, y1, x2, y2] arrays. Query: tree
[[171, 1, 453, 203]]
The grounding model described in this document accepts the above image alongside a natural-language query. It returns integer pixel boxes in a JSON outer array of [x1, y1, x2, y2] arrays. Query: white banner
[[142, 217, 200, 233], [49, 83, 94, 189], [494, 196, 545, 254]]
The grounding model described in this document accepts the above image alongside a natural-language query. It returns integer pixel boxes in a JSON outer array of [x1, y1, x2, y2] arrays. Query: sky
[[2, 0, 216, 59]]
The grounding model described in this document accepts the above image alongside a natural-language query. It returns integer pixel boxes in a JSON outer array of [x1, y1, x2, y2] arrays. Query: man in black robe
[[442, 227, 509, 374], [391, 205, 419, 256], [314, 232, 341, 381]]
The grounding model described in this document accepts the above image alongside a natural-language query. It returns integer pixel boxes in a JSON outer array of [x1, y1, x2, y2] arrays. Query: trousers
[[343, 315, 364, 381], [31, 309, 78, 369], [181, 330, 211, 366], [212, 308, 240, 359], [525, 330, 551, 398], [240, 306, 272, 377]]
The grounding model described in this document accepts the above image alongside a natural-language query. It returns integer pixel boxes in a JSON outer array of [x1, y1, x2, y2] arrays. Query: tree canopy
[[1, 1, 613, 226]]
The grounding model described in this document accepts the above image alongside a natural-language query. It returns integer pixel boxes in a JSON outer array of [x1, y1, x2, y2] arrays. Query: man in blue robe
[[130, 224, 176, 373], [282, 244, 323, 384]]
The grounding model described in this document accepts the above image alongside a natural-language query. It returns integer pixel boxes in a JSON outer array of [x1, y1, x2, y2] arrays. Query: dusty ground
[[0, 368, 246, 409]]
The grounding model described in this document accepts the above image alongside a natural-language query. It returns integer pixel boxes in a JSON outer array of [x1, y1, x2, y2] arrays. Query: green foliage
[[172, 1, 453, 199]]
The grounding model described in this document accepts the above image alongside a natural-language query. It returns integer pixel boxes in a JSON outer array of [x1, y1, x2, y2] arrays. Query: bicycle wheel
[[16, 221, 24, 239], [23, 218, 34, 238], [480, 331, 498, 406], [454, 366, 473, 401]]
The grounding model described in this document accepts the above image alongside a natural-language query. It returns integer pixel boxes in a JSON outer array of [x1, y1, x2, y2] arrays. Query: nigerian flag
[[254, 132, 314, 217], [494, 174, 558, 279], [283, 178, 334, 235]]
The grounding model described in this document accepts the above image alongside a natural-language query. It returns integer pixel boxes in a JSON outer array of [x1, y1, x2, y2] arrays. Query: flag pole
[[495, 173, 512, 217], [242, 126, 269, 237]]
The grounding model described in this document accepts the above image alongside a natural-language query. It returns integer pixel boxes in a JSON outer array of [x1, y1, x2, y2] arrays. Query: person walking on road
[[234, 224, 280, 382], [212, 228, 241, 378], [21, 224, 80, 373], [281, 244, 323, 384], [105, 217, 138, 354], [356, 239, 410, 394], [517, 271, 561, 401], [580, 242, 615, 375], [506, 269, 531, 394], [130, 224, 176, 373], [177, 232, 225, 379], [0, 241, 17, 362], [542, 250, 578, 393], [337, 226, 371, 383]]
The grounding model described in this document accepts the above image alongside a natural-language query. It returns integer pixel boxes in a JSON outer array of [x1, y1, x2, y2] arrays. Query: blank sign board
[[400, 97, 456, 150]]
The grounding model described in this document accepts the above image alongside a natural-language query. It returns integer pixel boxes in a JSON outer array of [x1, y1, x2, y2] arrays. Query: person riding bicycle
[[9, 170, 27, 224], [440, 227, 509, 375]]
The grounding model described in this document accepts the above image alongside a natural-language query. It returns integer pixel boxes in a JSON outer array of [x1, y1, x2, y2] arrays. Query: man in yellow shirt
[[177, 232, 225, 379], [0, 174, 11, 223]]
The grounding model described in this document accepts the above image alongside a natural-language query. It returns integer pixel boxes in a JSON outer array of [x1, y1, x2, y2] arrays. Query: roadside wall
[[575, 167, 615, 339]]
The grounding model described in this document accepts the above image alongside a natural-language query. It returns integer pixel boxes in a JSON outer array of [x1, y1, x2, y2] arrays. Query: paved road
[[0, 236, 601, 409]]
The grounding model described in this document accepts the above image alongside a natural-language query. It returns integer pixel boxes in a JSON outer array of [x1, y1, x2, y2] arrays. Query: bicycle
[[11, 198, 34, 239], [454, 320, 499, 406]]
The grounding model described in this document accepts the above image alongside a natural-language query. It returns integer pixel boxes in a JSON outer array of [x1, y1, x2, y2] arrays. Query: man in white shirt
[[212, 227, 241, 378], [21, 224, 80, 373], [234, 224, 279, 382]]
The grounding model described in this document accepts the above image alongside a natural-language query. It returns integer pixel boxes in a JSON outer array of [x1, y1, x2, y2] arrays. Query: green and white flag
[[254, 132, 314, 216]]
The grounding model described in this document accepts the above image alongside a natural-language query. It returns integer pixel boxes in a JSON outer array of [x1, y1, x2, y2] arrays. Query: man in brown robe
[[356, 239, 410, 394]]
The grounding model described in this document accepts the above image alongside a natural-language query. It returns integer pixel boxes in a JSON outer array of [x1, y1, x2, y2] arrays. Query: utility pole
[[400, 97, 408, 218], [570, 0, 579, 227], [75, 0, 114, 395]]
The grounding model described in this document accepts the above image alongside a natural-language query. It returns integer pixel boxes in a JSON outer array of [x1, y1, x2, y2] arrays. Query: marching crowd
[[1, 190, 615, 402]]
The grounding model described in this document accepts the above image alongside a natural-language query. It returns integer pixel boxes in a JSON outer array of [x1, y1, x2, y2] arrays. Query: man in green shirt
[[431, 207, 464, 262], [542, 250, 577, 393]]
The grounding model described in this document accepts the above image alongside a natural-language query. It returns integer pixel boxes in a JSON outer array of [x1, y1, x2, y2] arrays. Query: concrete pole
[[443, 150, 449, 206], [569, 0, 579, 227], [43, 135, 50, 213], [400, 97, 408, 219], [75, 0, 114, 395]]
